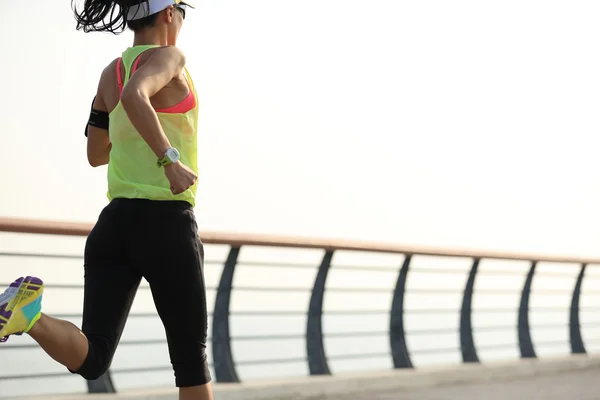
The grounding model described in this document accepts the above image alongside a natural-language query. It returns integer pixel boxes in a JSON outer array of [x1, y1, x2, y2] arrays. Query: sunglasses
[[175, 4, 187, 19]]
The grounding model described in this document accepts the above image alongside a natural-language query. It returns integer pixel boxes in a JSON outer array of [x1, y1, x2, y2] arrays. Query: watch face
[[166, 148, 180, 162]]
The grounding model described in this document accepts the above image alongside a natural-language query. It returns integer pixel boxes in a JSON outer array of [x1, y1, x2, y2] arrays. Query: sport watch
[[157, 147, 180, 167]]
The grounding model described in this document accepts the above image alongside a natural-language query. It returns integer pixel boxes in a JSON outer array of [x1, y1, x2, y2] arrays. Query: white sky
[[2, 0, 600, 257]]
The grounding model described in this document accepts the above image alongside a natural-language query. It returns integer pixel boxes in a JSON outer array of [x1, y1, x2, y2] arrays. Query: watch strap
[[157, 156, 172, 167]]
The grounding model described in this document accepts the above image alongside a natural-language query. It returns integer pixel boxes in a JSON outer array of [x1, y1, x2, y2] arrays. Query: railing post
[[390, 255, 413, 369], [460, 258, 480, 363], [306, 250, 334, 375], [212, 246, 241, 383], [87, 373, 115, 393], [518, 261, 537, 358], [570, 263, 587, 354]]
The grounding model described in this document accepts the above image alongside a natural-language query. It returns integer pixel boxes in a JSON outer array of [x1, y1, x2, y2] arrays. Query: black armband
[[85, 96, 109, 137]]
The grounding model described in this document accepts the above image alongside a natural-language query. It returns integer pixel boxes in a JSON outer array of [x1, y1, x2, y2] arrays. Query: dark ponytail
[[72, 0, 157, 34]]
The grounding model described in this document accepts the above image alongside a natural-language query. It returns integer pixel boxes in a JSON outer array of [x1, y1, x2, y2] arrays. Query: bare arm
[[120, 46, 186, 159]]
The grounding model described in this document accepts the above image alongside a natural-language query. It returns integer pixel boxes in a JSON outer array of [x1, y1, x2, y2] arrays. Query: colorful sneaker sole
[[0, 276, 44, 342]]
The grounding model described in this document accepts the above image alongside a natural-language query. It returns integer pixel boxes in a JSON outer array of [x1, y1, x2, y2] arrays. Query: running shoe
[[0, 276, 44, 343]]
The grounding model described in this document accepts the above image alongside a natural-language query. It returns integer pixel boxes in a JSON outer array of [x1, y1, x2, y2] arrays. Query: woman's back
[[100, 46, 194, 113], [98, 45, 199, 206]]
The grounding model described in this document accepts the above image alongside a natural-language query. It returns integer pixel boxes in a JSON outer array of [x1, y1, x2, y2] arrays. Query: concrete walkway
[[23, 355, 600, 400], [325, 368, 600, 400]]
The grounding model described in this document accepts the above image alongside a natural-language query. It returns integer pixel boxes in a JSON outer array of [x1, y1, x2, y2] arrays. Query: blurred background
[[2, 0, 600, 254]]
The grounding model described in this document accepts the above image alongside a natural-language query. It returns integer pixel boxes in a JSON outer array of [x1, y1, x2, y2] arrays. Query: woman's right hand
[[164, 161, 198, 194]]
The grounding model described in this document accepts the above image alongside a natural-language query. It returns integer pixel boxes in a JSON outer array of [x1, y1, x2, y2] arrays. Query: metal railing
[[1, 217, 600, 396]]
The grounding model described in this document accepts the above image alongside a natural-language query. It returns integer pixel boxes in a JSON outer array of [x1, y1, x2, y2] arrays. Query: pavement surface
[[322, 368, 600, 400], [22, 356, 600, 400]]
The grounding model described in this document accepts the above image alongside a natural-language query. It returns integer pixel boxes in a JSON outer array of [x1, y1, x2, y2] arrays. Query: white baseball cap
[[127, 0, 195, 21]]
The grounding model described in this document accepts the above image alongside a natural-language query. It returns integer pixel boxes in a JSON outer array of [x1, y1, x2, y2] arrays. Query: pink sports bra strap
[[116, 58, 123, 95], [132, 56, 142, 74], [117, 56, 141, 97]]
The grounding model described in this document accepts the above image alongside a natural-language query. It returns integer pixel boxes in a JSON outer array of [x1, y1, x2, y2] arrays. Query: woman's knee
[[70, 335, 115, 380]]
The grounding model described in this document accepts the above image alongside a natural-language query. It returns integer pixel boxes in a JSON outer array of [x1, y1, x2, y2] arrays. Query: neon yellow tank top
[[107, 45, 199, 206]]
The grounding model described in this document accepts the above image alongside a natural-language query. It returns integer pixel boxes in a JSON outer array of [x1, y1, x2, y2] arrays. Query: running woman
[[0, 1, 213, 399]]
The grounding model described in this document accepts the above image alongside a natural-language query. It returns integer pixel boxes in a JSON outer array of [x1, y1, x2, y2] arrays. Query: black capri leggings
[[71, 198, 211, 387]]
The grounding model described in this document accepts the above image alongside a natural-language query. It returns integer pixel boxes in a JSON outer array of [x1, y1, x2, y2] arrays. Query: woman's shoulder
[[100, 58, 121, 81], [147, 45, 186, 62], [130, 46, 187, 74]]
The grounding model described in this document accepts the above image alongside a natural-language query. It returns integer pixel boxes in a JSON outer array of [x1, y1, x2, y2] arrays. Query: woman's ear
[[163, 5, 175, 23]]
